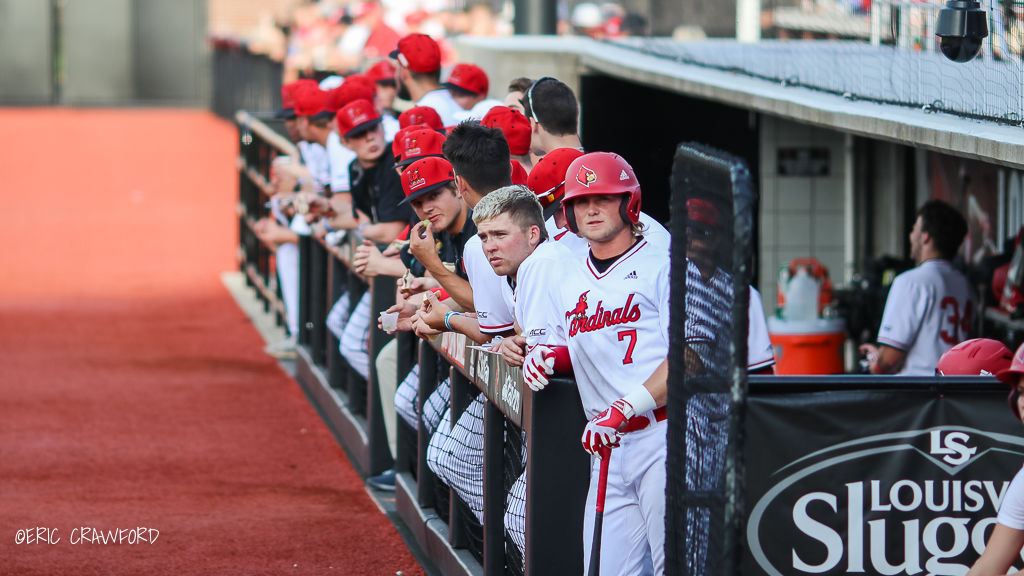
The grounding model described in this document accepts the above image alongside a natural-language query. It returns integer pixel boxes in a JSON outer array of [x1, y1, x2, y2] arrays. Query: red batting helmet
[[936, 338, 1012, 376], [561, 152, 641, 234], [997, 342, 1024, 422]]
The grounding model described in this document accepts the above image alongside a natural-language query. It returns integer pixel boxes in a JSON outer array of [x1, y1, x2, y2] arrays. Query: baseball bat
[[587, 447, 612, 576]]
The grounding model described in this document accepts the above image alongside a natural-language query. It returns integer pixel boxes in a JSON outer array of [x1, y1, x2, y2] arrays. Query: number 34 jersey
[[877, 259, 973, 376], [558, 238, 671, 418]]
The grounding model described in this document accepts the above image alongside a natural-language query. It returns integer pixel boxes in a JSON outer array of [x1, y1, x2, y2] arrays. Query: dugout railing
[[293, 228, 592, 576], [235, 111, 299, 330]]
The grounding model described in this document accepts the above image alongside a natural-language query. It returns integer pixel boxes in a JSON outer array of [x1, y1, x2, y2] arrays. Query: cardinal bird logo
[[576, 165, 597, 188], [406, 137, 420, 156], [566, 290, 590, 321], [407, 168, 425, 190]]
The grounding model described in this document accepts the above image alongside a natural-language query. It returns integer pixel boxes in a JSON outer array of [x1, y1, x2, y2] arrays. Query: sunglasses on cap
[[523, 76, 556, 124], [539, 181, 564, 205]]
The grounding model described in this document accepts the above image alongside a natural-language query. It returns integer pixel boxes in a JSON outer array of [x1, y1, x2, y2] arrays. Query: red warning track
[[0, 108, 424, 575]]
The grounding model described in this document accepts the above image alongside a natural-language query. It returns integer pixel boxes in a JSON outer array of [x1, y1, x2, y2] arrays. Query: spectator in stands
[[390, 33, 461, 126], [444, 63, 503, 122], [519, 77, 583, 158]]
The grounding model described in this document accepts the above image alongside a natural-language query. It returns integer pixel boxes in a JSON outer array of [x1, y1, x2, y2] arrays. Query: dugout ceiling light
[[935, 0, 988, 63]]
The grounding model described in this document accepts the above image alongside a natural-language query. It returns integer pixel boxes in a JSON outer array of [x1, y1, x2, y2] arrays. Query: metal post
[[482, 402, 506, 575], [367, 275, 397, 476]]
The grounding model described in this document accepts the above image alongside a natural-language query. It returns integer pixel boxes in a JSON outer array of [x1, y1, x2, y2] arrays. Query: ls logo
[[929, 430, 978, 466]]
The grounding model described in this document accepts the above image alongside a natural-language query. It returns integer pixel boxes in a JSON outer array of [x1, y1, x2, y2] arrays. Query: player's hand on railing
[[418, 290, 450, 331], [412, 311, 442, 339], [499, 335, 528, 367], [523, 345, 556, 391], [581, 399, 637, 456]]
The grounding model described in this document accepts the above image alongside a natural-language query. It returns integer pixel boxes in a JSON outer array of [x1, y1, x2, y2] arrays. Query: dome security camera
[[935, 0, 989, 63]]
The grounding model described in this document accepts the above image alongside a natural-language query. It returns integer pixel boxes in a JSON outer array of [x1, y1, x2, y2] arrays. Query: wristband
[[621, 386, 658, 418], [357, 222, 369, 236], [323, 221, 336, 233], [444, 311, 461, 331], [430, 288, 450, 301]]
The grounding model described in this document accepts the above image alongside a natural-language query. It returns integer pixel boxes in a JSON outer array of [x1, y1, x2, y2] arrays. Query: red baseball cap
[[293, 84, 328, 117], [395, 127, 446, 167], [390, 33, 441, 74], [344, 73, 376, 95], [510, 159, 529, 186], [279, 79, 319, 118], [328, 82, 376, 112], [400, 156, 455, 204], [392, 125, 417, 160], [481, 106, 530, 156], [527, 148, 584, 208], [366, 60, 397, 84], [336, 99, 382, 138], [444, 63, 489, 96], [399, 106, 444, 131]]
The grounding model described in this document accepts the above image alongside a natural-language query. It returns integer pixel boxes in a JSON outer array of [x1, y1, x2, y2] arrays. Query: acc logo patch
[[576, 165, 597, 188]]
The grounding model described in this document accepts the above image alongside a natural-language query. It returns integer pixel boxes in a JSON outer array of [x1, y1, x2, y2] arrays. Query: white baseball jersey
[[326, 131, 355, 193], [416, 88, 462, 127], [516, 240, 576, 348], [453, 98, 504, 122], [559, 239, 671, 418], [298, 140, 330, 192], [463, 234, 515, 334], [998, 464, 1024, 530], [877, 259, 972, 375], [748, 286, 776, 372], [382, 114, 400, 142]]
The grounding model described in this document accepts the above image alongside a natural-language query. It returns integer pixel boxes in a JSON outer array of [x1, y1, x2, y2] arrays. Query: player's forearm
[[873, 345, 906, 375], [373, 258, 408, 278], [641, 359, 668, 407], [446, 313, 491, 345], [428, 271, 474, 312], [361, 221, 406, 244]]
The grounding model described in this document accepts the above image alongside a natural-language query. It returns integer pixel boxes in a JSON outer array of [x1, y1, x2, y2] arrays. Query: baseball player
[[860, 199, 972, 375], [966, 343, 1024, 575], [390, 34, 461, 127], [521, 151, 670, 575], [445, 62, 503, 122], [415, 123, 516, 522]]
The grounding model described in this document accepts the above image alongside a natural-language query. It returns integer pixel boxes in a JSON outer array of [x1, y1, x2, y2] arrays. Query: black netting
[[667, 143, 754, 576], [605, 1, 1024, 128]]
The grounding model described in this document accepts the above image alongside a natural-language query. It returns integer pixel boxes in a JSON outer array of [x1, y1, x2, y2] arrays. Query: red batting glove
[[523, 345, 555, 391], [581, 398, 638, 456]]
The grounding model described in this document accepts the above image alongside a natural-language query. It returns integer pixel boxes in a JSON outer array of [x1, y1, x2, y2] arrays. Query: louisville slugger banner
[[743, 384, 1024, 576]]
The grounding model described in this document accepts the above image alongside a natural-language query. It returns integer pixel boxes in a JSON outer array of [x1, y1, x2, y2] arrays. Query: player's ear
[[528, 224, 541, 247]]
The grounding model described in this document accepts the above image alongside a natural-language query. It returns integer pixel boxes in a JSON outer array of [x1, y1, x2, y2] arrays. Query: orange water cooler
[[768, 317, 846, 375]]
